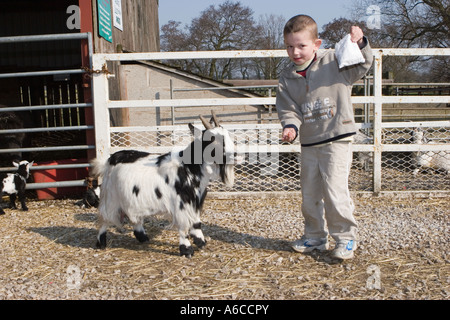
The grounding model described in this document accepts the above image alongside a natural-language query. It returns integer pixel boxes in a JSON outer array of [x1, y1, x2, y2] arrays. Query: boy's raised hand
[[350, 26, 364, 48]]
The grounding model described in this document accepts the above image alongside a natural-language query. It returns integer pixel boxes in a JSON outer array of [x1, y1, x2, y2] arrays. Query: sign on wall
[[97, 0, 112, 43], [113, 0, 123, 31]]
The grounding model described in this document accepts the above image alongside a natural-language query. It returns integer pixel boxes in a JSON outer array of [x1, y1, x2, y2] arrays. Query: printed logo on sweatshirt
[[301, 97, 335, 124]]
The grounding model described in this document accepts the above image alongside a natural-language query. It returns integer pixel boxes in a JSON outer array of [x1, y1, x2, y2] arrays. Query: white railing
[[92, 48, 450, 195]]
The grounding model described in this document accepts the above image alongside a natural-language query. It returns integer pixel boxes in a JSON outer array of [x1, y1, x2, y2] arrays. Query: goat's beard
[[221, 164, 235, 187]]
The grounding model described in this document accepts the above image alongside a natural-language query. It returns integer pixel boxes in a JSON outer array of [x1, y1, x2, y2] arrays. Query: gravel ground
[[0, 194, 448, 300]]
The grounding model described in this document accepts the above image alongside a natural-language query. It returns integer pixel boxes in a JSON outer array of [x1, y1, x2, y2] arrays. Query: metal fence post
[[92, 54, 111, 164], [373, 50, 383, 194]]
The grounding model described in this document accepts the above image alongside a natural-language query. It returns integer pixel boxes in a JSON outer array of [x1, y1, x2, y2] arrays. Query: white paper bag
[[334, 34, 365, 68]]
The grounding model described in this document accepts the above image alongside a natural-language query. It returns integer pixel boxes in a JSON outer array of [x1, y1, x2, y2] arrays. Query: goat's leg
[[179, 230, 194, 258], [96, 224, 108, 249], [133, 219, 149, 243], [189, 222, 207, 249], [8, 194, 17, 209], [18, 192, 28, 211]]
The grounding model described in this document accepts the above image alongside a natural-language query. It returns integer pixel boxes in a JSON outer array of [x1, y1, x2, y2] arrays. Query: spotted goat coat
[[1, 160, 33, 215], [91, 113, 235, 257]]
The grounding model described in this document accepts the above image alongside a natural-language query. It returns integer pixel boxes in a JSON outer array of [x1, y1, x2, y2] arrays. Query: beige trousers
[[300, 141, 357, 241]]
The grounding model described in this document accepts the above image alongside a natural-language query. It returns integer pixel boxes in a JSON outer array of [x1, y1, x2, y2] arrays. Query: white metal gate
[[92, 48, 450, 196]]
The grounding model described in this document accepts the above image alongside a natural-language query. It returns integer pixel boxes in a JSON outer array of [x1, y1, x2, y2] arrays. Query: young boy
[[276, 15, 373, 259]]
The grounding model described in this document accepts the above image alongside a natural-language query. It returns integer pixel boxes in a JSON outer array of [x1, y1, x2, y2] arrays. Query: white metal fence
[[92, 48, 450, 196]]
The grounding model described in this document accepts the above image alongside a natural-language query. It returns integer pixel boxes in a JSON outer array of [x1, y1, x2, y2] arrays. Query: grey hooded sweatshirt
[[276, 38, 373, 146]]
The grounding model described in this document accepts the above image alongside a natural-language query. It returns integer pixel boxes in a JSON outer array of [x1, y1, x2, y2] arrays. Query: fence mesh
[[381, 125, 450, 191]]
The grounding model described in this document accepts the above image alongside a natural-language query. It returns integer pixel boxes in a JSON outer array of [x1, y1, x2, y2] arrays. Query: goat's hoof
[[193, 236, 207, 249], [96, 241, 106, 249], [180, 244, 194, 258], [96, 233, 107, 249], [134, 230, 149, 243]]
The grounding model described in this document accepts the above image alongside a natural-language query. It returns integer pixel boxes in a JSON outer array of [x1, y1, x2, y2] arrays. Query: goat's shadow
[[28, 213, 178, 256], [28, 212, 292, 256]]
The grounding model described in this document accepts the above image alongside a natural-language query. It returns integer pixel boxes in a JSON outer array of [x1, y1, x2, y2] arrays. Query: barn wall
[[91, 0, 160, 126], [92, 0, 159, 54]]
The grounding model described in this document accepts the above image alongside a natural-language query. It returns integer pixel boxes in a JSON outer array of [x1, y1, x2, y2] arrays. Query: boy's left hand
[[350, 26, 364, 48], [282, 127, 296, 143]]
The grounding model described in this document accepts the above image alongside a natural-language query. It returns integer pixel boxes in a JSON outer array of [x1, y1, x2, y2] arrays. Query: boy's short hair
[[283, 15, 319, 40]]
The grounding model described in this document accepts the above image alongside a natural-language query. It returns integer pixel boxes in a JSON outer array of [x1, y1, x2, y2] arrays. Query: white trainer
[[291, 237, 329, 253], [331, 240, 357, 260]]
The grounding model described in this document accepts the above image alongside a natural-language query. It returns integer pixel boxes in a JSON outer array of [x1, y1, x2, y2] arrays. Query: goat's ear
[[12, 161, 19, 168], [188, 123, 195, 135], [199, 114, 212, 129], [211, 111, 220, 127], [28, 161, 34, 167]]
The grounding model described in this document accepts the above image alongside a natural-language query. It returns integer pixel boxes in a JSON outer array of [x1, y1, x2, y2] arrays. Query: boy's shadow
[[204, 223, 292, 252], [302, 250, 342, 265]]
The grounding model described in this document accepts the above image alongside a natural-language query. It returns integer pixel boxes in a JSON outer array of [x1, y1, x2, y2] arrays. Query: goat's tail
[[90, 157, 109, 178]]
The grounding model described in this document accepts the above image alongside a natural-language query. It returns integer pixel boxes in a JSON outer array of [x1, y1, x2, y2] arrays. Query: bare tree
[[251, 14, 290, 79], [320, 18, 359, 49], [160, 1, 258, 80], [160, 20, 189, 52], [160, 20, 193, 71]]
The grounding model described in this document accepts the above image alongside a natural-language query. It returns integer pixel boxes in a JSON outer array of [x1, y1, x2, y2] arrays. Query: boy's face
[[285, 30, 322, 66]]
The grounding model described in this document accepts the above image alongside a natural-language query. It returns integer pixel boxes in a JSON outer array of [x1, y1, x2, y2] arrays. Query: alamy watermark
[[66, 264, 82, 290], [366, 5, 381, 30], [366, 264, 382, 290], [64, 262, 382, 292], [66, 5, 81, 30]]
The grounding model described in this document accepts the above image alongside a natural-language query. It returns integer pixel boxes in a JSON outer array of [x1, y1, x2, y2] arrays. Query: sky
[[158, 0, 356, 32]]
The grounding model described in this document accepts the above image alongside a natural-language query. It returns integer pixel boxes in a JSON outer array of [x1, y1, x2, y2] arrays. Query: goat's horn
[[211, 111, 220, 127], [199, 114, 212, 129]]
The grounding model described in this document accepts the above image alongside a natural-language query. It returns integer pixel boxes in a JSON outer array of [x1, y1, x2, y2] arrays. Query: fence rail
[[91, 48, 450, 196]]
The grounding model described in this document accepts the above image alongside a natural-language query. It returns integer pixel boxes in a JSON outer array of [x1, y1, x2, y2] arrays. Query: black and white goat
[[91, 112, 235, 257], [412, 128, 450, 175], [0, 160, 33, 215], [75, 177, 100, 208]]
